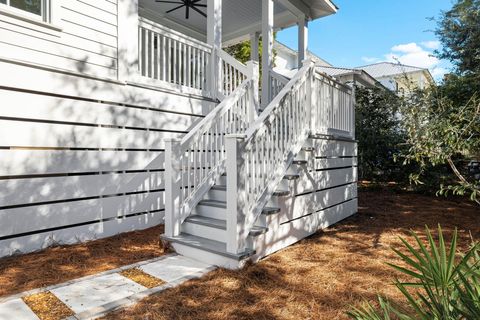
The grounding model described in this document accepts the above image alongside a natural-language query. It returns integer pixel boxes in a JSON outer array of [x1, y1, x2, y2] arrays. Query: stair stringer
[[248, 136, 359, 262]]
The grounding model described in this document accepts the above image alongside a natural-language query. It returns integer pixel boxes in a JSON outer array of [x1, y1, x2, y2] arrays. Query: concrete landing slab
[[51, 273, 145, 314], [140, 255, 212, 283], [0, 299, 39, 320]]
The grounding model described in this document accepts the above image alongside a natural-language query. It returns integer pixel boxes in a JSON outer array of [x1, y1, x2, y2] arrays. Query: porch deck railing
[[138, 18, 212, 93], [138, 17, 249, 100], [312, 70, 354, 138]]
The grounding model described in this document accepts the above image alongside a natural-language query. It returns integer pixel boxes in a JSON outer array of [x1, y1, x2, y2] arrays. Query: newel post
[[164, 138, 182, 237], [303, 59, 316, 135], [246, 61, 260, 119], [225, 134, 248, 254]]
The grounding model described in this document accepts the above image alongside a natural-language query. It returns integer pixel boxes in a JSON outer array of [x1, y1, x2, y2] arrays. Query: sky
[[277, 0, 455, 80]]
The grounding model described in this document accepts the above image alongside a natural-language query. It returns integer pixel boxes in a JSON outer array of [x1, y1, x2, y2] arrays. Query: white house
[[274, 41, 385, 89], [0, 0, 357, 268], [357, 62, 435, 93]]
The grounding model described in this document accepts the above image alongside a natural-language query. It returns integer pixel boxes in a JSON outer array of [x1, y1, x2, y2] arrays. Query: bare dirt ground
[[0, 225, 165, 297], [102, 190, 479, 320]]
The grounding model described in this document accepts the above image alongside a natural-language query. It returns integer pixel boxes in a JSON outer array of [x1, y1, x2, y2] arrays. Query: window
[[0, 0, 48, 21]]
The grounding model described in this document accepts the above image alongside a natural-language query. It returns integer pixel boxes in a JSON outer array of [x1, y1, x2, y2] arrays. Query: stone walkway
[[0, 254, 215, 320]]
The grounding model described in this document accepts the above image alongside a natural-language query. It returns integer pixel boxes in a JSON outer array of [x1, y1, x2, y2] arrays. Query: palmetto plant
[[348, 226, 480, 320]]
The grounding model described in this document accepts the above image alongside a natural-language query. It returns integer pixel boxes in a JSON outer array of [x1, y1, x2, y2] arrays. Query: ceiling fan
[[155, 0, 207, 19]]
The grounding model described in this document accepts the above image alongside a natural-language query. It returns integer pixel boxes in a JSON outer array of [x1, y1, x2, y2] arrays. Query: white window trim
[[0, 0, 62, 31]]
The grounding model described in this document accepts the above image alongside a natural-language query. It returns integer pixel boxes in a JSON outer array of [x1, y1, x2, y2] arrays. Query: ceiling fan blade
[[166, 4, 186, 14], [186, 5, 189, 19], [155, 1, 184, 4], [193, 4, 207, 7], [191, 5, 207, 17]]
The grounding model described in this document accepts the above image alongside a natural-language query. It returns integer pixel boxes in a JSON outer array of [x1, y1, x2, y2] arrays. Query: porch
[[119, 0, 343, 113]]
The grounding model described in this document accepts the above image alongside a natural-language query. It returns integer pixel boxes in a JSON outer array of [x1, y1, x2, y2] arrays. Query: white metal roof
[[356, 62, 426, 79], [274, 41, 332, 67]]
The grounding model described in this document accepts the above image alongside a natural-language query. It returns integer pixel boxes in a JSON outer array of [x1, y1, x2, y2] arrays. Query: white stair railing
[[165, 62, 259, 237], [270, 70, 289, 100], [225, 60, 315, 254], [217, 49, 250, 99], [313, 70, 354, 138], [225, 61, 355, 254]]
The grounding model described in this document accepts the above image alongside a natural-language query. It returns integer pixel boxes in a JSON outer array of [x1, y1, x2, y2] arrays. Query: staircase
[[162, 58, 355, 269]]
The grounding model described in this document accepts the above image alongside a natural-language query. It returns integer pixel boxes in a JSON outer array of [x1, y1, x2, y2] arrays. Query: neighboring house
[[0, 0, 357, 269], [274, 41, 385, 89], [274, 40, 331, 71], [356, 62, 435, 94]]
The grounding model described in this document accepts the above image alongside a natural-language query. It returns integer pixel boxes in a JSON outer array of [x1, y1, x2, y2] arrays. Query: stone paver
[[51, 273, 146, 314], [0, 299, 39, 320], [140, 255, 212, 283], [0, 254, 215, 319]]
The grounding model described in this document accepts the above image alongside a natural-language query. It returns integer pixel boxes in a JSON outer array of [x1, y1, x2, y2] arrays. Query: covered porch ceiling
[[139, 0, 337, 44]]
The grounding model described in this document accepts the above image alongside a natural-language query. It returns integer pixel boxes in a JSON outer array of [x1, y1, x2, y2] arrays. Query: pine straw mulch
[[23, 291, 74, 320], [103, 190, 480, 320], [120, 268, 166, 289], [0, 225, 165, 298]]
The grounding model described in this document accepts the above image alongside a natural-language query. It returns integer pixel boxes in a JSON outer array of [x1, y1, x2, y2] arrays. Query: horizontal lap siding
[[0, 0, 117, 77], [275, 138, 358, 225], [0, 60, 216, 257]]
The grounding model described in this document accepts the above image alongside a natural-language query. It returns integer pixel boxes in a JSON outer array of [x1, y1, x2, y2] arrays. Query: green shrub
[[347, 226, 480, 320]]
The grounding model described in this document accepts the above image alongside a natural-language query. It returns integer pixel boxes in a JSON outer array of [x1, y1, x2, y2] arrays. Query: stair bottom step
[[161, 233, 255, 261]]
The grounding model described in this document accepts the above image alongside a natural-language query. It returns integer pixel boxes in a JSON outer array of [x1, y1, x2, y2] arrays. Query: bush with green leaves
[[354, 86, 406, 182], [347, 226, 480, 320]]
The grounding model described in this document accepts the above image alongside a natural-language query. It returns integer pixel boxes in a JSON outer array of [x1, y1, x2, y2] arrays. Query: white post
[[246, 61, 260, 118], [298, 16, 308, 67], [261, 0, 274, 108], [250, 32, 260, 62], [207, 0, 223, 99], [164, 138, 182, 237], [225, 134, 247, 254], [351, 84, 356, 139], [117, 0, 139, 82]]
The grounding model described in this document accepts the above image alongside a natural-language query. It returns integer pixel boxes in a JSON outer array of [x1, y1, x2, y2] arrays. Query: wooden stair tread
[[161, 233, 255, 260], [186, 215, 226, 229], [211, 185, 289, 197], [198, 200, 281, 215]]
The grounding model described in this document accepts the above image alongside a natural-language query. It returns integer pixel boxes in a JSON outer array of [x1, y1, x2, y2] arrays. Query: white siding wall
[[0, 0, 119, 78], [0, 54, 216, 257]]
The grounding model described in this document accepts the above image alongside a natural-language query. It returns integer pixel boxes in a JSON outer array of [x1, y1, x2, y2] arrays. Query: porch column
[[117, 0, 139, 82], [298, 16, 308, 67], [250, 32, 260, 62], [261, 0, 274, 107], [207, 0, 222, 98]]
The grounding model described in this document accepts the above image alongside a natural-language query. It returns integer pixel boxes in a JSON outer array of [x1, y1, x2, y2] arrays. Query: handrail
[[270, 70, 289, 99], [217, 49, 249, 99], [165, 78, 257, 236], [225, 60, 356, 254], [226, 61, 315, 253]]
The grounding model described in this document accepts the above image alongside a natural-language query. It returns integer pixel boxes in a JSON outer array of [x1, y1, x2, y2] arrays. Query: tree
[[435, 0, 480, 104], [435, 0, 480, 76], [355, 86, 404, 182], [401, 89, 480, 203], [399, 0, 480, 204]]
